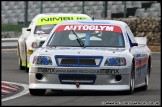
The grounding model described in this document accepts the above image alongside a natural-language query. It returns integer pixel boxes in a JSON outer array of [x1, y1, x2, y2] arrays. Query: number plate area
[[58, 74, 96, 84]]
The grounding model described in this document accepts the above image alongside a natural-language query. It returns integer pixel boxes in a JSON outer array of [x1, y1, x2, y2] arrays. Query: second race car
[[17, 13, 92, 72]]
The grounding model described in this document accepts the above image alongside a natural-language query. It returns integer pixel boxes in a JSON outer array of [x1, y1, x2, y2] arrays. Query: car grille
[[55, 55, 103, 67], [58, 74, 96, 84]]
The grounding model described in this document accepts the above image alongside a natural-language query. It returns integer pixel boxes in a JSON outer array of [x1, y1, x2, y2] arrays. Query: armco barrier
[[2, 38, 18, 49]]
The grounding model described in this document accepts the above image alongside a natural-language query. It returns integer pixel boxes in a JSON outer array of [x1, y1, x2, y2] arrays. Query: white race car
[[17, 13, 92, 72], [29, 20, 152, 95]]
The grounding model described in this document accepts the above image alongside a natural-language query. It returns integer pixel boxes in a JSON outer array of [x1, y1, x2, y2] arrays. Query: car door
[[20, 28, 31, 62], [125, 26, 144, 85], [138, 45, 149, 84]]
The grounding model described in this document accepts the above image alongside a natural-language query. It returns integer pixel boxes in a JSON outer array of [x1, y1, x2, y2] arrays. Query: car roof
[[56, 19, 127, 27], [33, 13, 91, 20]]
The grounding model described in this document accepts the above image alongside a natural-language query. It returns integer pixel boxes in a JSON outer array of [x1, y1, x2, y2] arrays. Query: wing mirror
[[27, 28, 31, 31], [132, 43, 138, 46]]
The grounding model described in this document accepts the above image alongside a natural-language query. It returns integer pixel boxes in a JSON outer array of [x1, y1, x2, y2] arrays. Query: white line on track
[[2, 90, 10, 93], [2, 81, 29, 102], [2, 85, 18, 90]]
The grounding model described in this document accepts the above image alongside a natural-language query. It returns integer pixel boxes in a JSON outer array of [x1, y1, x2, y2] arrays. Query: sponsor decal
[[36, 16, 91, 26], [38, 68, 119, 74], [55, 25, 122, 33], [135, 54, 148, 68], [135, 53, 148, 79]]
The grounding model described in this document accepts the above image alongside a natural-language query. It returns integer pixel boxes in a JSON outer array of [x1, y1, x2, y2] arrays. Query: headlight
[[32, 41, 45, 48], [33, 56, 52, 65], [104, 57, 126, 66], [31, 41, 40, 48]]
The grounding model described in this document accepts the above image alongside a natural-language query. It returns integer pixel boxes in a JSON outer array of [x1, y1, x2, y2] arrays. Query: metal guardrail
[[1, 38, 18, 49], [1, 38, 19, 42]]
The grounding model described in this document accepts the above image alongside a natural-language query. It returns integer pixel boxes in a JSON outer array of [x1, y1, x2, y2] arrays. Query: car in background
[[17, 13, 92, 72], [28, 20, 152, 95]]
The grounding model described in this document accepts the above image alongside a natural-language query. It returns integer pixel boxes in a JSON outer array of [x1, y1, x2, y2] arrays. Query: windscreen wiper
[[71, 30, 85, 48]]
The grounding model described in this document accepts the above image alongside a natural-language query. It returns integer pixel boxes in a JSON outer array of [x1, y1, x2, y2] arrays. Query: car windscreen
[[34, 24, 56, 34], [47, 24, 125, 47]]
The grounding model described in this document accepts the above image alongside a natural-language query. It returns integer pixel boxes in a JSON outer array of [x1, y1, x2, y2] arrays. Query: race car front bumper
[[29, 83, 130, 91], [29, 66, 132, 91]]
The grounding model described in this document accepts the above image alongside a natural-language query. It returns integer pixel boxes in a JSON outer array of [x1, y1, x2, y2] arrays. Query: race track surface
[[2, 52, 161, 106]]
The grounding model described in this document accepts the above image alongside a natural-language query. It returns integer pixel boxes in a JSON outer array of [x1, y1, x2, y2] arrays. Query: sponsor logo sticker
[[55, 25, 122, 33], [38, 68, 119, 74], [36, 16, 91, 25]]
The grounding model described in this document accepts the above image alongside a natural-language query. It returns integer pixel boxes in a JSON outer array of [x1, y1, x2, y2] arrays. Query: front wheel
[[125, 63, 135, 95], [18, 44, 25, 70], [25, 44, 29, 73], [29, 89, 46, 96], [129, 71, 135, 94]]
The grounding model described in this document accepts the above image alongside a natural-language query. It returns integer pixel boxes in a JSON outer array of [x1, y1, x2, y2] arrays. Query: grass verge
[[1, 24, 25, 32]]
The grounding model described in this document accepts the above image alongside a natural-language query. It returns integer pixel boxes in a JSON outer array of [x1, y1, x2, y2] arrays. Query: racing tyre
[[29, 89, 46, 96], [19, 57, 25, 70], [18, 44, 25, 70], [126, 63, 135, 95], [25, 44, 29, 73]]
